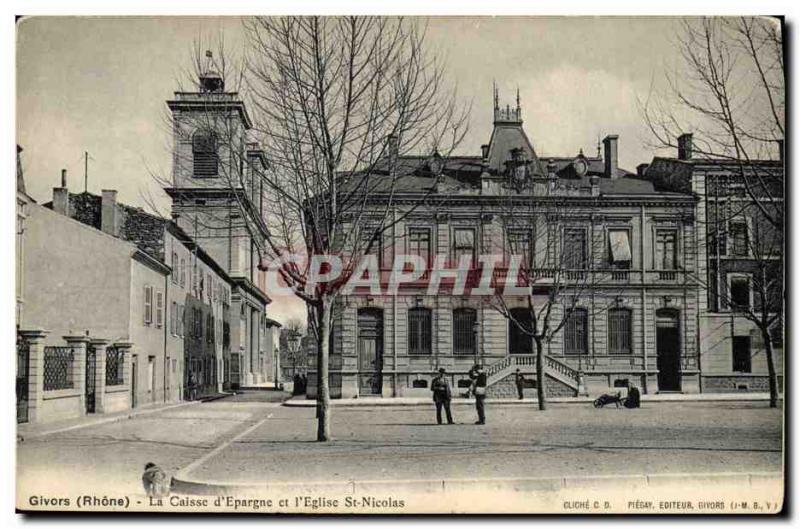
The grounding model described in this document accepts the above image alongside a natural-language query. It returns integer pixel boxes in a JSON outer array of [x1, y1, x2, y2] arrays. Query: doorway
[[508, 308, 533, 355], [357, 308, 383, 395], [656, 309, 681, 392]]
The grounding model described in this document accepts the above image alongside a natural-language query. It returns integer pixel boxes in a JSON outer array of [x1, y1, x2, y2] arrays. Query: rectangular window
[[709, 232, 727, 257], [563, 229, 587, 269], [408, 308, 432, 355], [171, 252, 179, 284], [144, 285, 153, 325], [452, 309, 477, 355], [564, 308, 588, 355], [408, 228, 431, 267], [171, 301, 177, 336], [147, 356, 155, 393], [730, 277, 751, 309], [178, 305, 185, 337], [155, 291, 164, 328], [608, 230, 632, 268], [452, 228, 476, 267], [655, 230, 678, 270], [508, 230, 532, 267], [180, 258, 186, 287], [608, 309, 632, 354], [361, 227, 385, 268], [732, 336, 752, 373], [730, 222, 749, 257]]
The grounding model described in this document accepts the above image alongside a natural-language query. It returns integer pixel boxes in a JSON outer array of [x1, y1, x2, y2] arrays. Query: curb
[[170, 471, 783, 497], [17, 401, 201, 440], [282, 394, 779, 407]]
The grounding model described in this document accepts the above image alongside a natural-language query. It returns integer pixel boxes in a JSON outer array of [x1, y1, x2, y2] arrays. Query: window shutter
[[156, 292, 164, 328], [144, 286, 153, 325]]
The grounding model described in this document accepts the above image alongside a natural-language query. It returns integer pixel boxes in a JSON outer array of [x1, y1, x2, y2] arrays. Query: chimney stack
[[678, 133, 693, 160], [590, 175, 600, 197], [101, 189, 119, 237], [53, 169, 70, 216], [636, 163, 650, 177], [603, 135, 619, 179]]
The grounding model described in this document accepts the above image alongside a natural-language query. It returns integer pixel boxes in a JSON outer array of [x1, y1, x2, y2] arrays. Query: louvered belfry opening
[[192, 130, 219, 177]]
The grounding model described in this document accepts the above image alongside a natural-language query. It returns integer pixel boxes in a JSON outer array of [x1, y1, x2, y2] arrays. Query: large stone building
[[307, 93, 702, 399], [645, 135, 784, 393]]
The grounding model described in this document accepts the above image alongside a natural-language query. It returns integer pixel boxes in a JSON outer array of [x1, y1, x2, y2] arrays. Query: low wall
[[40, 389, 82, 422]]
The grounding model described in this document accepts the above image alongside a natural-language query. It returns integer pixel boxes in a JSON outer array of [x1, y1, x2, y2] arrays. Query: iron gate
[[85, 345, 96, 413], [16, 335, 29, 423]]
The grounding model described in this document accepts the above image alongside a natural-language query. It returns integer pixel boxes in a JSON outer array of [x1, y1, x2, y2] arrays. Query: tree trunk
[[761, 326, 779, 408], [534, 337, 547, 411], [316, 298, 332, 441]]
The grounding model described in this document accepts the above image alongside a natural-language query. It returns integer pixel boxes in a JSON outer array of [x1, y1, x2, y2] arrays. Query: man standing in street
[[514, 368, 526, 400], [472, 365, 487, 424], [431, 368, 454, 424]]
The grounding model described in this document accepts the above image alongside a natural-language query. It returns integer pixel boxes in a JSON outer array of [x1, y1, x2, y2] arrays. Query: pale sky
[[17, 16, 690, 324]]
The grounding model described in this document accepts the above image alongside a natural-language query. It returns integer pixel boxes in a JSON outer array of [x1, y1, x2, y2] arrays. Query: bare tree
[[642, 17, 784, 408], [486, 180, 618, 411], [241, 17, 469, 441], [642, 17, 784, 227]]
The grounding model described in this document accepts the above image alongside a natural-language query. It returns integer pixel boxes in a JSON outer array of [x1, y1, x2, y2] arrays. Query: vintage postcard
[[14, 14, 785, 515]]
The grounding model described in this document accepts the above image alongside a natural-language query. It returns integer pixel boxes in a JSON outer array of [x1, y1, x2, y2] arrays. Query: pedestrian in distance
[[624, 382, 641, 409], [431, 368, 454, 425], [187, 371, 198, 402], [472, 364, 488, 424], [514, 368, 526, 400]]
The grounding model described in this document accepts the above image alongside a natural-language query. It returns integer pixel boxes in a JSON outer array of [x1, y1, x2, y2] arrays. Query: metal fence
[[43, 346, 74, 390], [17, 336, 30, 423], [106, 346, 125, 386]]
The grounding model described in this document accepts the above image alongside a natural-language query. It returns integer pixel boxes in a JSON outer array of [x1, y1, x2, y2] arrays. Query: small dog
[[141, 462, 170, 498]]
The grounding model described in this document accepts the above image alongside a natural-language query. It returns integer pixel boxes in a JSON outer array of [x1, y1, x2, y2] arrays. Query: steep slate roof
[[486, 123, 547, 177]]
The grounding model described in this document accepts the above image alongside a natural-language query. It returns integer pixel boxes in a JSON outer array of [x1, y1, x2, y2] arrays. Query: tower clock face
[[573, 158, 588, 177]]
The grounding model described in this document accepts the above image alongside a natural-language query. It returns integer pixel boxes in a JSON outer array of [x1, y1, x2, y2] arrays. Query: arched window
[[192, 130, 218, 177], [408, 307, 432, 355], [564, 308, 588, 355], [608, 308, 632, 354]]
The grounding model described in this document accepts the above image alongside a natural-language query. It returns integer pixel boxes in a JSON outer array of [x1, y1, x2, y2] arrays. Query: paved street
[[17, 395, 782, 501]]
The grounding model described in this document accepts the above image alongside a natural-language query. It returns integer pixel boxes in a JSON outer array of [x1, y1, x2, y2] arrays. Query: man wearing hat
[[431, 368, 454, 425]]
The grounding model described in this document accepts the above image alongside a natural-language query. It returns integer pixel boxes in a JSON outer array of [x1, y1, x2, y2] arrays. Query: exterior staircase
[[485, 354, 585, 396]]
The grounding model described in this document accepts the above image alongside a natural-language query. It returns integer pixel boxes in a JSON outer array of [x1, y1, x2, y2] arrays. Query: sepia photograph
[[11, 9, 787, 516]]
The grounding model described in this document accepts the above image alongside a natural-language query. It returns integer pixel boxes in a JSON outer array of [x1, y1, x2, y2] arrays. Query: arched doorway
[[357, 308, 384, 395], [656, 309, 681, 392], [508, 308, 533, 355]]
